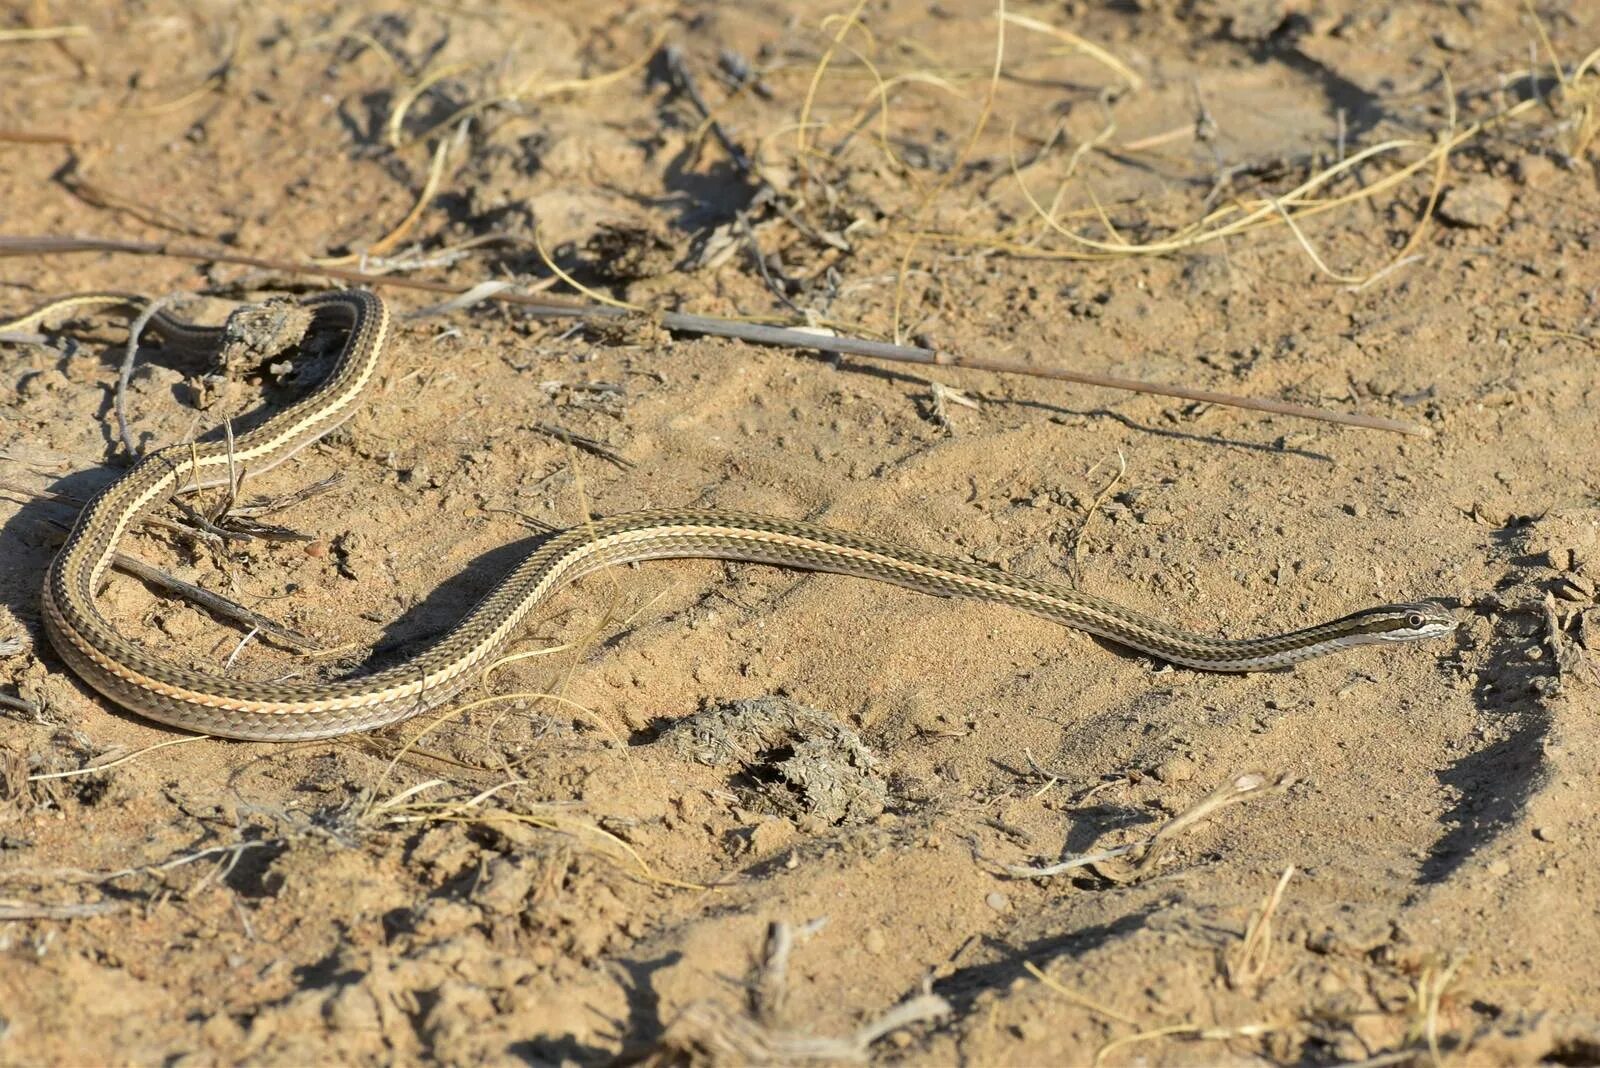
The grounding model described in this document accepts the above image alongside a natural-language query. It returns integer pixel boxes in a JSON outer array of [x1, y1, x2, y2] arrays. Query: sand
[[2, 1, 1598, 1063]]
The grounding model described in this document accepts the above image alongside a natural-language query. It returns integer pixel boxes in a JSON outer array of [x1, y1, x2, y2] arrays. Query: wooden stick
[[0, 233, 1428, 436]]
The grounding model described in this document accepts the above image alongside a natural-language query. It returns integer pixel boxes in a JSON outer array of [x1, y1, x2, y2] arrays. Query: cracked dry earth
[[2, 1, 1600, 1064]]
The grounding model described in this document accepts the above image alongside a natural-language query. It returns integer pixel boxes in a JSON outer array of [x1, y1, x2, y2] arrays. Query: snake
[[4, 290, 1457, 741]]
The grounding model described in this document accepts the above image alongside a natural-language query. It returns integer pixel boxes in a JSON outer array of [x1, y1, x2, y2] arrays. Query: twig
[[0, 900, 123, 921], [528, 421, 633, 468], [0, 128, 76, 144], [109, 551, 324, 652], [928, 380, 980, 430], [229, 472, 344, 518], [739, 212, 801, 312], [0, 234, 1429, 436], [39, 508, 324, 652], [57, 156, 213, 237], [0, 692, 42, 717], [40, 514, 327, 653], [754, 918, 828, 1022], [172, 497, 252, 543], [1004, 772, 1293, 880], [116, 294, 185, 459], [1066, 450, 1127, 565], [664, 45, 756, 175]]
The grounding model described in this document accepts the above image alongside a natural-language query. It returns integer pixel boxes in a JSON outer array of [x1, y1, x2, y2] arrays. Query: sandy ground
[[2, 1, 1599, 1064]]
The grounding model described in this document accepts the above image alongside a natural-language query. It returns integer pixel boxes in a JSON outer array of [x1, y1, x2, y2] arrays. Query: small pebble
[[1152, 756, 1197, 784], [1556, 580, 1588, 603], [1438, 178, 1513, 228], [985, 891, 1011, 913], [1513, 155, 1557, 187], [1534, 826, 1558, 843], [863, 928, 888, 956], [1544, 547, 1574, 572]]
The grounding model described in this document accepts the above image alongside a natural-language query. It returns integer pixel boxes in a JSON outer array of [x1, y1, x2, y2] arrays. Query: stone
[[1438, 178, 1513, 228]]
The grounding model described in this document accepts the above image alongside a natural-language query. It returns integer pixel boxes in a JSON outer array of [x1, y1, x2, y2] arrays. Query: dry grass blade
[[889, 0, 1007, 343], [532, 224, 641, 311], [393, 27, 668, 149], [1408, 954, 1466, 1066], [1067, 450, 1127, 565], [0, 25, 88, 42], [365, 777, 703, 890], [366, 690, 624, 809], [27, 736, 209, 782], [1225, 865, 1295, 989], [385, 61, 477, 149], [316, 131, 455, 266], [967, 73, 1549, 285], [300, 28, 405, 77], [796, 0, 872, 184], [1023, 960, 1137, 1025], [119, 28, 237, 118], [1093, 1020, 1279, 1066], [1001, 12, 1142, 91]]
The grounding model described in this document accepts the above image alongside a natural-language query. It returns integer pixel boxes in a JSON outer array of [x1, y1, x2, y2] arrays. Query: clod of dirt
[[1437, 177, 1513, 228], [1522, 508, 1600, 573], [213, 297, 315, 375], [661, 695, 887, 826]]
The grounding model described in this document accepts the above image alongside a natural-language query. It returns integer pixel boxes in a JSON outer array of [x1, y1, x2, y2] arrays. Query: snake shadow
[[360, 531, 561, 671], [1, 333, 244, 666], [2, 325, 375, 720]]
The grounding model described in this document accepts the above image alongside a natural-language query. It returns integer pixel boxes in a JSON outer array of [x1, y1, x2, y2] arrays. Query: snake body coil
[[10, 291, 1456, 740]]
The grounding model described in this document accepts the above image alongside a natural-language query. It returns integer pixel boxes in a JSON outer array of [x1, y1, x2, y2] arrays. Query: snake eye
[[1407, 612, 1425, 629]]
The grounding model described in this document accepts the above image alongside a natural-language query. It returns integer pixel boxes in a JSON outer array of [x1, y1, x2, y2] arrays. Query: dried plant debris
[[645, 994, 951, 1066]]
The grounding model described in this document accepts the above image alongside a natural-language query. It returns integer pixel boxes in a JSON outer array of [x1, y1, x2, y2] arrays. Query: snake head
[[1358, 602, 1460, 643]]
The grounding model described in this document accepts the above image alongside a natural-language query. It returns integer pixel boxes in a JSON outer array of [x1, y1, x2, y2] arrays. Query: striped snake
[[7, 290, 1456, 741]]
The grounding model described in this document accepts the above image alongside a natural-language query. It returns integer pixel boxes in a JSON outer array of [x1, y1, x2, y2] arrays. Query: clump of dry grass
[[362, 775, 701, 890]]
